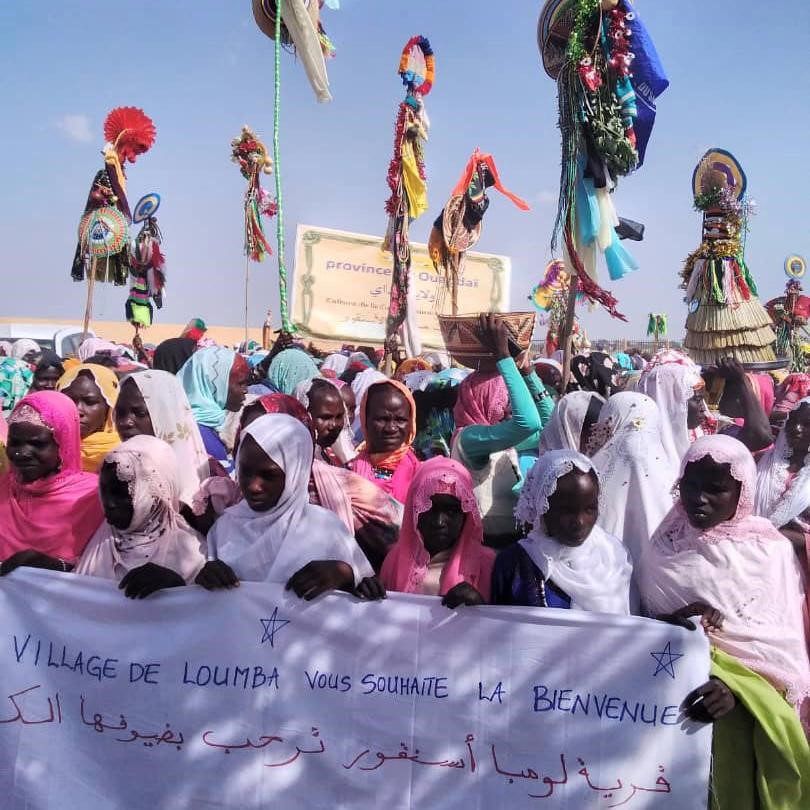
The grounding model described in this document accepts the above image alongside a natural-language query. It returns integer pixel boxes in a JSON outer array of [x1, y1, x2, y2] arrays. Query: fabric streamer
[[429, 148, 528, 314], [251, 0, 334, 103]]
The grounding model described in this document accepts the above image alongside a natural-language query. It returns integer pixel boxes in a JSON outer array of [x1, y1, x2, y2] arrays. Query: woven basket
[[438, 311, 536, 369]]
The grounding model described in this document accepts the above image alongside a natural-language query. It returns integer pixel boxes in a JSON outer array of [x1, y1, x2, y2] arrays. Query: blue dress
[[490, 543, 571, 608]]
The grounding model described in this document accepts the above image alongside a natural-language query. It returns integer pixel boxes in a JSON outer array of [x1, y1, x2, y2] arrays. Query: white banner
[[0, 570, 711, 809]]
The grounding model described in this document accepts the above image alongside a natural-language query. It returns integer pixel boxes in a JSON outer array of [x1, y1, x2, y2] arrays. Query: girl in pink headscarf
[[380, 458, 494, 606], [0, 391, 104, 569], [640, 434, 810, 803], [640, 435, 810, 731]]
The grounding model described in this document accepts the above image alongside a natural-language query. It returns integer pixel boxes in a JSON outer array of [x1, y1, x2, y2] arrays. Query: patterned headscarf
[[0, 358, 34, 416], [76, 435, 205, 583], [267, 349, 320, 395], [773, 374, 810, 415], [514, 449, 632, 615], [452, 369, 509, 433], [177, 347, 238, 430], [122, 371, 211, 506]]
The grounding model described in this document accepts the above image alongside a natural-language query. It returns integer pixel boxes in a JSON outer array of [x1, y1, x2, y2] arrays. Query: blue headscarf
[[178, 347, 236, 430], [268, 349, 319, 396]]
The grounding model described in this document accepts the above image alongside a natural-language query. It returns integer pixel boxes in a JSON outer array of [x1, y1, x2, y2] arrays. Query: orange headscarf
[[358, 379, 417, 470]]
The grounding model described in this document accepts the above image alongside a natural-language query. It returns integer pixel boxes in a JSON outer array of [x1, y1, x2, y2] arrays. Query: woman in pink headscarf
[[771, 373, 810, 434], [381, 457, 493, 606], [0, 391, 104, 569]]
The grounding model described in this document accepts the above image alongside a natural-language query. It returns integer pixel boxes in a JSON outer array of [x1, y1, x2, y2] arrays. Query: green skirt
[[710, 647, 810, 810]]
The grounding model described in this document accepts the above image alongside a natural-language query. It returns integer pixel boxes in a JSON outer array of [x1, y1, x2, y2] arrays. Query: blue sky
[[1, 1, 808, 340]]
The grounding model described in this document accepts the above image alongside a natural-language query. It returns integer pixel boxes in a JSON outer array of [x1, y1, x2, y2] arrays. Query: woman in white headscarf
[[492, 449, 633, 613], [538, 391, 604, 455], [114, 370, 212, 506], [10, 339, 41, 362], [320, 353, 350, 377], [199, 413, 374, 597], [588, 392, 679, 568], [636, 353, 706, 469]]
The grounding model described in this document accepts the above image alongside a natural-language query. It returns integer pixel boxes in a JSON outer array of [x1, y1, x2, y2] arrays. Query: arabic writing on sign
[[0, 683, 676, 805]]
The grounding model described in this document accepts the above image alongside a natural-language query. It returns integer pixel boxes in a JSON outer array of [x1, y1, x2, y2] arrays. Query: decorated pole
[[272, 3, 292, 333], [560, 274, 580, 390], [230, 125, 276, 343], [537, 0, 668, 388], [251, 0, 340, 335], [382, 36, 434, 373], [71, 107, 156, 336], [127, 193, 167, 347]]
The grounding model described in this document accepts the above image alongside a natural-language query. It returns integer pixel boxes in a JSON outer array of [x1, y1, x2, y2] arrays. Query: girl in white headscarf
[[492, 449, 632, 613], [538, 391, 604, 454], [76, 435, 207, 596], [199, 414, 374, 597], [588, 392, 679, 568]]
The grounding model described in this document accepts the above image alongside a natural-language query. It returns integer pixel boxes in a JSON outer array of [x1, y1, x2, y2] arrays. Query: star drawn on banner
[[260, 607, 290, 648], [650, 642, 684, 679]]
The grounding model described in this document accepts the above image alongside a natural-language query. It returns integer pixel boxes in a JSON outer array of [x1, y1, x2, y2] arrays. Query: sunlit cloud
[[55, 113, 93, 143]]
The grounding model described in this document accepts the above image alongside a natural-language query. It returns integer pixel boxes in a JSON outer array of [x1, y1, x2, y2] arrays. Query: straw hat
[[692, 148, 748, 201], [537, 0, 577, 80], [252, 0, 320, 43]]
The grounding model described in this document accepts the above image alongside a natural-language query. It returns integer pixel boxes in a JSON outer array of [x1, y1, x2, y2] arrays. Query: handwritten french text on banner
[[0, 570, 711, 809]]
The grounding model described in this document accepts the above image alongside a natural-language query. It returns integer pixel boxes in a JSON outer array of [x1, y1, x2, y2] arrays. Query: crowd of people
[[1, 320, 809, 805]]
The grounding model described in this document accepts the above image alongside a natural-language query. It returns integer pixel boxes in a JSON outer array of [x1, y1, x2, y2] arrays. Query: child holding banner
[[492, 449, 633, 613], [640, 435, 810, 806], [379, 457, 494, 606], [198, 413, 376, 598], [74, 435, 207, 597]]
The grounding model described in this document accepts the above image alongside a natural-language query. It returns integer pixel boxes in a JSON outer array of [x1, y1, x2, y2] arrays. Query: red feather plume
[[103, 107, 156, 163]]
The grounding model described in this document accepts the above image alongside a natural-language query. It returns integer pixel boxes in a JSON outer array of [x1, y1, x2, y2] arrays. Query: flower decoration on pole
[[231, 125, 277, 263]]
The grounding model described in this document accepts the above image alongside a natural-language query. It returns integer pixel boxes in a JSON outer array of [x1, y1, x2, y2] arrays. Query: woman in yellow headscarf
[[57, 364, 120, 472]]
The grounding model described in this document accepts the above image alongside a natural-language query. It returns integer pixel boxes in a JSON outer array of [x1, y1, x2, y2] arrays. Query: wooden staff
[[82, 257, 97, 336], [559, 268, 579, 392]]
